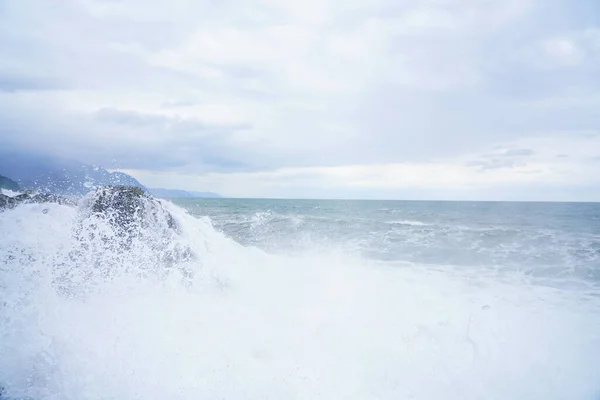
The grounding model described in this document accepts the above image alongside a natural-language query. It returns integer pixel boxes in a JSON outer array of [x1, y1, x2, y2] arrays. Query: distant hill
[[149, 188, 222, 199], [0, 151, 145, 195], [0, 174, 20, 191]]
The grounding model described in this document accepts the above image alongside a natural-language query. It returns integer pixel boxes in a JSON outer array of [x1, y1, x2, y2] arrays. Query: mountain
[[0, 174, 20, 191], [0, 151, 145, 195], [149, 188, 222, 199], [189, 190, 222, 198]]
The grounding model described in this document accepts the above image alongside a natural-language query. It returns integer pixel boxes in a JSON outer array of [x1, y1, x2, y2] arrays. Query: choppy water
[[180, 199, 600, 286], [1, 195, 600, 399]]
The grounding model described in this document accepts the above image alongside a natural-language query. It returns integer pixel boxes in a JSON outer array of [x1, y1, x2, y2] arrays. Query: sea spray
[[1, 195, 600, 399]]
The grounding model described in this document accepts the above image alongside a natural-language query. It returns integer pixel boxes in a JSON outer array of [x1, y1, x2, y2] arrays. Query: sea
[[1, 194, 600, 399]]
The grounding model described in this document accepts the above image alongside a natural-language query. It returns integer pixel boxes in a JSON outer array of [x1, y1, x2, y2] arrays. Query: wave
[[0, 189, 22, 198], [1, 193, 600, 400], [384, 220, 430, 226]]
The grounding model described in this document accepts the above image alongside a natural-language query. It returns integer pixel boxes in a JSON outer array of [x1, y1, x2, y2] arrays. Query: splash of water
[[1, 194, 599, 400]]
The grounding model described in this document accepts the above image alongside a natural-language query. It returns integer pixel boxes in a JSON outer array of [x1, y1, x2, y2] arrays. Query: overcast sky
[[1, 0, 599, 200]]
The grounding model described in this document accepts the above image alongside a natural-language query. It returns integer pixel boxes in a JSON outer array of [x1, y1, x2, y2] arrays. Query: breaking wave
[[1, 193, 600, 400], [384, 220, 429, 226]]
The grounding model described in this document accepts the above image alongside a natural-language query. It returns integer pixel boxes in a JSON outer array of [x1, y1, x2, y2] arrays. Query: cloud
[[502, 148, 535, 157], [517, 28, 599, 71], [93, 108, 251, 134], [542, 38, 584, 66], [0, 0, 599, 199], [0, 73, 66, 92], [122, 133, 600, 200], [466, 159, 521, 170], [122, 154, 597, 201], [465, 148, 536, 170]]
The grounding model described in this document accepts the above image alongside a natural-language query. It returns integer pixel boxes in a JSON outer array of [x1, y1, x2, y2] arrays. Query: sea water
[[1, 196, 600, 399]]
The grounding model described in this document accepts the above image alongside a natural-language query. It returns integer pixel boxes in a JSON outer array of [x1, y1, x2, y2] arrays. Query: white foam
[[385, 220, 429, 226], [1, 200, 599, 400], [0, 189, 22, 198]]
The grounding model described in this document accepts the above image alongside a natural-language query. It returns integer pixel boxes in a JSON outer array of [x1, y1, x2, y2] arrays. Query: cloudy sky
[[1, 0, 599, 200]]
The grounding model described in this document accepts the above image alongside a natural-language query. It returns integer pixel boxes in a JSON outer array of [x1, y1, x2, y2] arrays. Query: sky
[[0, 0, 599, 200]]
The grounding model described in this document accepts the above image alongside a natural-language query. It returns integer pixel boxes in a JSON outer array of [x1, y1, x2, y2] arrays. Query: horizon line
[[170, 196, 600, 204]]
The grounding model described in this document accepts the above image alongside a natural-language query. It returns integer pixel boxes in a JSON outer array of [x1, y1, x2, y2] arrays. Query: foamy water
[[0, 189, 22, 198], [1, 196, 600, 399]]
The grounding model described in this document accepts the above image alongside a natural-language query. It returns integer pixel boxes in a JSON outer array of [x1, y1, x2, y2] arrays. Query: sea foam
[[1, 197, 599, 400]]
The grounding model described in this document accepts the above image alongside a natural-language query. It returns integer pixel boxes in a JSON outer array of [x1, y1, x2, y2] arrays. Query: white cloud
[[147, 0, 533, 95], [123, 132, 600, 200], [542, 38, 584, 66], [523, 28, 600, 70], [1, 0, 599, 200]]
